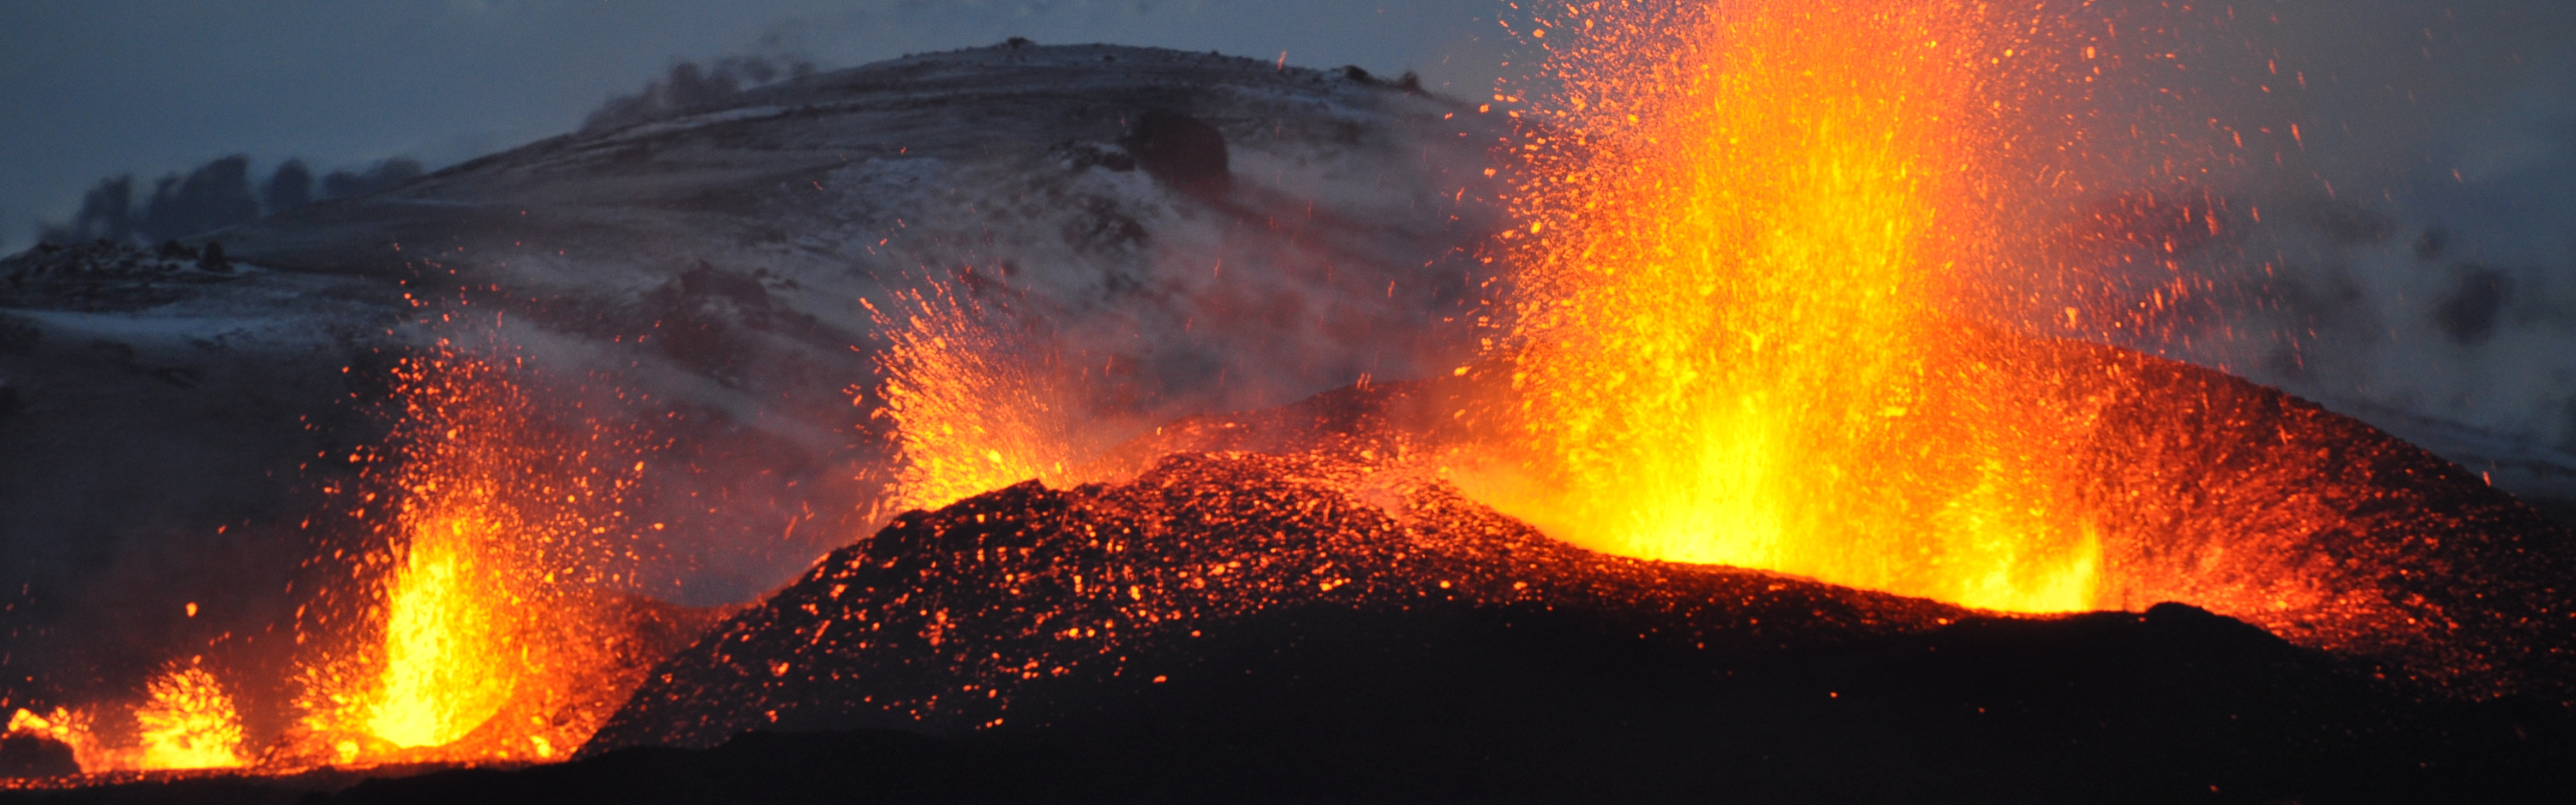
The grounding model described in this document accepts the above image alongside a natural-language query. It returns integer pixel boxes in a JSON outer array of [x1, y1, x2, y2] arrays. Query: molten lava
[[3, 658, 246, 773], [867, 280, 1082, 512], [1, 341, 718, 780], [131, 659, 248, 771], [1459, 0, 2108, 612], [365, 514, 517, 749], [288, 346, 660, 765]]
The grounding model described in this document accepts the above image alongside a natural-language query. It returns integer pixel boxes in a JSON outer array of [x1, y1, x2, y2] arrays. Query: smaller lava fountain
[[4, 658, 247, 773], [865, 279, 1086, 513], [6, 342, 716, 777], [277, 344, 714, 767]]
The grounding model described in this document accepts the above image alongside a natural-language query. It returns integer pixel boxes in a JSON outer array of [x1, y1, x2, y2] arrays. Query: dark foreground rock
[[0, 736, 76, 780], [585, 453, 1975, 753], [11, 600, 2571, 804]]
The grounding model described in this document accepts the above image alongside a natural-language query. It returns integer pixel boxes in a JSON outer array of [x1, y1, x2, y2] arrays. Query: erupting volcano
[[1458, 0, 2108, 612], [275, 345, 715, 767], [3, 344, 716, 777], [4, 1, 2575, 802]]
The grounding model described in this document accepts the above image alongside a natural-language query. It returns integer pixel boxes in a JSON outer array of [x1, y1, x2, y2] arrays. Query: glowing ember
[[2, 659, 245, 773], [1456, 0, 2106, 612], [286, 344, 663, 765], [867, 280, 1082, 512], [5, 708, 98, 772], [366, 514, 515, 748], [133, 659, 246, 770]]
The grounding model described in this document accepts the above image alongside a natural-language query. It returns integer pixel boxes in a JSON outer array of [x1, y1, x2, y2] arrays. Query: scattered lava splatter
[[278, 343, 712, 768], [6, 343, 717, 778], [586, 451, 1974, 752], [865, 279, 1084, 513], [1451, 0, 2141, 612], [3, 657, 245, 773]]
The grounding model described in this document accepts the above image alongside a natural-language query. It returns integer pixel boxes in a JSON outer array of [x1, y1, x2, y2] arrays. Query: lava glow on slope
[[9, 3, 2575, 787], [866, 280, 1083, 513], [4, 659, 248, 773], [5, 344, 685, 776], [1454, 0, 2116, 612], [284, 345, 665, 767]]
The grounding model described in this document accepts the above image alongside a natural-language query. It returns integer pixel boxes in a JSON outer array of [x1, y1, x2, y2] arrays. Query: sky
[[0, 0, 1517, 251]]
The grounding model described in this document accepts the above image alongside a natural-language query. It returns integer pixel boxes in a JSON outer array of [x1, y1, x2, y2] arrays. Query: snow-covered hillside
[[0, 43, 1511, 700]]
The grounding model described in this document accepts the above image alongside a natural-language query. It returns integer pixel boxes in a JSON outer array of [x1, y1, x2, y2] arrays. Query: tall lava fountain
[[1462, 0, 2114, 612]]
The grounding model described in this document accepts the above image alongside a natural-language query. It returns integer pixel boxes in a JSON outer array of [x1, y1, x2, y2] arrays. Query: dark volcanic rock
[[586, 331, 2576, 766], [586, 452, 1968, 753], [0, 735, 77, 780], [1124, 109, 1230, 199], [325, 731, 1021, 805], [1083, 338, 2576, 704], [18, 602, 2576, 804], [308, 602, 2573, 804]]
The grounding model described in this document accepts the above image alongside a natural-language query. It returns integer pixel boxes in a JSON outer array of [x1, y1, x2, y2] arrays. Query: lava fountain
[[280, 344, 674, 765], [5, 658, 247, 773], [0, 343, 688, 775], [865, 280, 1083, 513], [1454, 0, 2116, 612]]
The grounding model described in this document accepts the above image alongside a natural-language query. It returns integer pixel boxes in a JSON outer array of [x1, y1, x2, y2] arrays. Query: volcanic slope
[[592, 331, 2576, 757], [186, 42, 1511, 604], [1119, 335, 2576, 705], [0, 42, 1508, 718], [214, 41, 1505, 468], [586, 450, 1968, 752], [557, 455, 2576, 802]]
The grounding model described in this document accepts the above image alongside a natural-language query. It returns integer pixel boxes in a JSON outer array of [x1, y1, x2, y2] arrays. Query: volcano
[[296, 352, 2576, 802], [598, 337, 2576, 757], [4, 32, 2576, 805], [0, 42, 1505, 779], [20, 356, 2576, 802]]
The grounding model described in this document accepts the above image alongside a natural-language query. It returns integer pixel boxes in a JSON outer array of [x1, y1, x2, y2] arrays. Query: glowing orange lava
[[288, 345, 654, 765], [5, 707, 99, 770], [132, 659, 247, 770], [4, 658, 246, 773], [1460, 0, 2107, 612], [0, 346, 669, 776], [867, 280, 1083, 512], [364, 513, 516, 749]]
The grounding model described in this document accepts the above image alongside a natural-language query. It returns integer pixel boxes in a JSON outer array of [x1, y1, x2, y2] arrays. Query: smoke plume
[[578, 55, 816, 136], [2151, 1, 2576, 450], [32, 156, 427, 246]]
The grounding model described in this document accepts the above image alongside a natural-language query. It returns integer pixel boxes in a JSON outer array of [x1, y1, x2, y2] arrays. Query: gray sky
[[0, 0, 1519, 250]]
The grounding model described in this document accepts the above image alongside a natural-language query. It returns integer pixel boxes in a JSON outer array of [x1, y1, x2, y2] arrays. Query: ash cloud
[[2080, 1, 2576, 453], [316, 157, 421, 202], [578, 54, 816, 135], [34, 156, 427, 246]]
